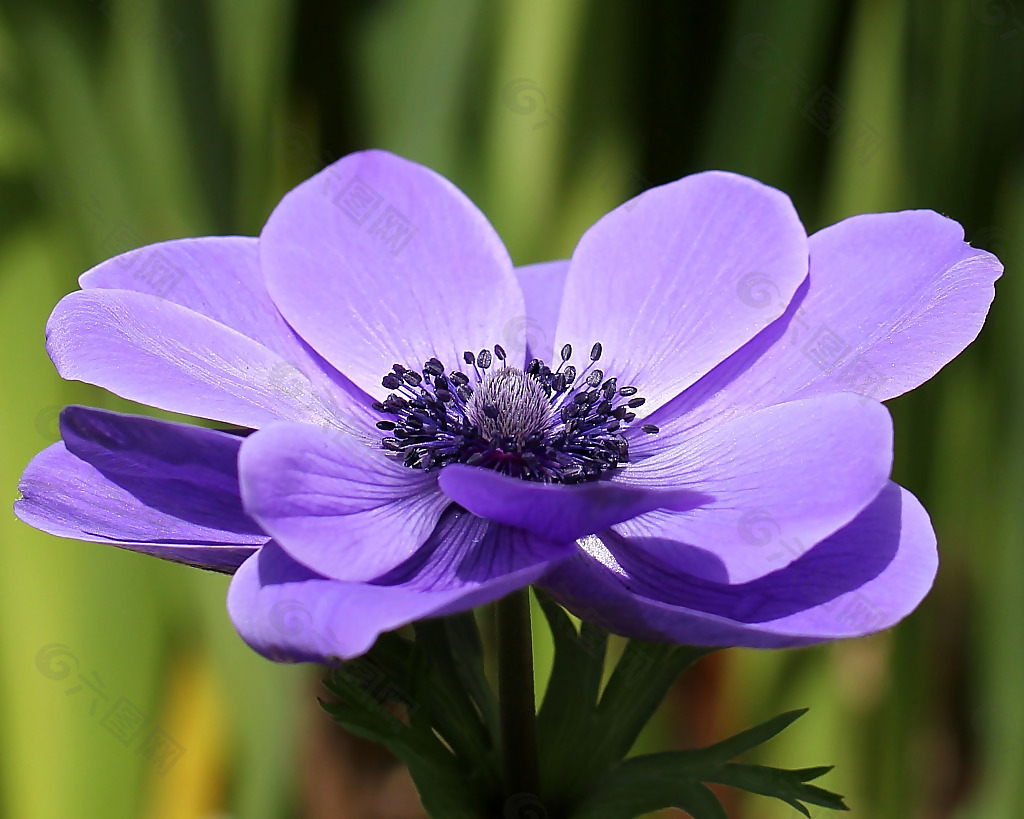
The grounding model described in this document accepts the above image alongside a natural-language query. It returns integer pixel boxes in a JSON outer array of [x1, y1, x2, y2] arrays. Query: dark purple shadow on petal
[[256, 540, 325, 585], [627, 277, 811, 457], [374, 505, 571, 590], [603, 482, 901, 623], [609, 537, 731, 583], [62, 406, 240, 490], [60, 406, 264, 538], [439, 463, 711, 544], [15, 443, 259, 571], [122, 545, 254, 572]]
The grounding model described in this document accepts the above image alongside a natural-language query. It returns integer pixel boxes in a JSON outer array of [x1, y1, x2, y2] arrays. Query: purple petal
[[59, 405, 242, 492], [81, 236, 293, 352], [238, 422, 450, 582], [259, 150, 525, 398], [438, 463, 707, 543], [79, 235, 373, 414], [786, 211, 999, 401], [555, 171, 808, 411], [47, 289, 357, 429], [624, 282, 807, 460], [15, 409, 266, 572], [228, 508, 574, 662], [613, 394, 893, 583], [541, 482, 935, 646], [644, 210, 1001, 439], [511, 260, 569, 365], [372, 505, 574, 587]]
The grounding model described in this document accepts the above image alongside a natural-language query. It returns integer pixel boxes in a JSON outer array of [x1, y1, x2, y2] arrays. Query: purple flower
[[15, 150, 1000, 662]]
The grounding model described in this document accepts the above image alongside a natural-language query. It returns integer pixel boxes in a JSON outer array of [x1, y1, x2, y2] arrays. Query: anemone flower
[[15, 150, 1000, 663]]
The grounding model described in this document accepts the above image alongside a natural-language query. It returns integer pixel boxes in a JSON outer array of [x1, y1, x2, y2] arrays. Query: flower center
[[373, 342, 658, 484], [465, 367, 552, 444]]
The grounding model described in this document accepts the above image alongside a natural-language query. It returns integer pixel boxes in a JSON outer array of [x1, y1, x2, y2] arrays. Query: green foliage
[[323, 603, 845, 819], [570, 728, 847, 819], [535, 590, 714, 808], [321, 626, 498, 819]]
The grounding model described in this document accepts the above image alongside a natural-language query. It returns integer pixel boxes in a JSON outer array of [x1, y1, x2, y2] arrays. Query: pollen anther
[[374, 342, 658, 483]]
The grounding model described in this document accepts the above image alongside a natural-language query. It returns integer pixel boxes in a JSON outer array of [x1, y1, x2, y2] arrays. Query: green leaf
[[321, 659, 484, 819], [444, 612, 500, 738], [412, 619, 498, 766], [320, 620, 509, 819], [566, 711, 847, 819], [667, 709, 810, 772], [594, 641, 715, 767], [536, 591, 609, 784], [534, 593, 719, 808], [707, 764, 848, 815]]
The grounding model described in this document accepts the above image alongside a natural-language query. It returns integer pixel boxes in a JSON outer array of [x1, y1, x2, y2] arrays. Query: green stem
[[497, 588, 541, 799]]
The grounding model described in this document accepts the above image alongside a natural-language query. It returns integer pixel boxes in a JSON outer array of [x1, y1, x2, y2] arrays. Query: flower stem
[[497, 588, 541, 800]]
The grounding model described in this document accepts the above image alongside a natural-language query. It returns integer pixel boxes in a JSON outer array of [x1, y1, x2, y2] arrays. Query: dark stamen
[[374, 339, 657, 483]]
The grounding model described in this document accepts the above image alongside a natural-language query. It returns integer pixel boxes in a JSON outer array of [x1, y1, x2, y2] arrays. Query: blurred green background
[[0, 0, 1020, 816]]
